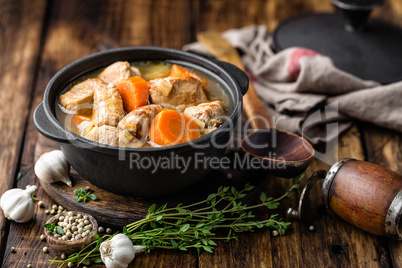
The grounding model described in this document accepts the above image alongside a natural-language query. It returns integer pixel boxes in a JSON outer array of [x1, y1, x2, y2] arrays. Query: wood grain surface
[[0, 0, 401, 267]]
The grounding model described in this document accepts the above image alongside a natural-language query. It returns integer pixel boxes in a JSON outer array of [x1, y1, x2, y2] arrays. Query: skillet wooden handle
[[197, 31, 274, 129], [325, 159, 402, 238]]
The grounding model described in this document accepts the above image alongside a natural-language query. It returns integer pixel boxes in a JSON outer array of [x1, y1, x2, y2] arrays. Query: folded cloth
[[183, 25, 402, 144]]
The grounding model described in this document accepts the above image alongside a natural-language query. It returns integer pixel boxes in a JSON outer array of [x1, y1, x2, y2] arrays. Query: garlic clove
[[100, 234, 138, 268], [0, 185, 37, 223], [34, 150, 72, 187]]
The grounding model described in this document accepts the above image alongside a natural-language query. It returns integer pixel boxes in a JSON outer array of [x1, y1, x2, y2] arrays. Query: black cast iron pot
[[33, 47, 249, 197]]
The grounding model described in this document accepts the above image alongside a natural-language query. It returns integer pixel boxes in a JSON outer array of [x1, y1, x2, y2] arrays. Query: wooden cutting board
[[34, 117, 269, 227]]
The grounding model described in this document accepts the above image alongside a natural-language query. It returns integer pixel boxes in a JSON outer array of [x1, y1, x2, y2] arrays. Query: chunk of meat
[[59, 78, 104, 111], [85, 125, 144, 148], [118, 104, 163, 138], [183, 101, 225, 128], [85, 125, 119, 146], [98, 61, 141, 84], [148, 77, 208, 111], [93, 83, 125, 127]]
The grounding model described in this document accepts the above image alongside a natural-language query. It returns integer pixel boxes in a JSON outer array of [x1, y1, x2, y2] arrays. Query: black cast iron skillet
[[33, 47, 249, 197]]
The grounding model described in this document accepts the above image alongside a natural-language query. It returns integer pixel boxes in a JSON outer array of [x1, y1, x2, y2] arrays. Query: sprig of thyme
[[50, 174, 304, 267], [73, 188, 98, 203]]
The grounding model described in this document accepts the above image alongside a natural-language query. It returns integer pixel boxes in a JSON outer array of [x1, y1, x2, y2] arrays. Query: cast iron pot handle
[[33, 102, 71, 143], [214, 60, 249, 96]]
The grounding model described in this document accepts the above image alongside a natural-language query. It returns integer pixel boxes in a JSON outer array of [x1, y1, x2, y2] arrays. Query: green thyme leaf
[[93, 258, 103, 264], [56, 226, 64, 235], [44, 223, 53, 229], [89, 194, 98, 201]]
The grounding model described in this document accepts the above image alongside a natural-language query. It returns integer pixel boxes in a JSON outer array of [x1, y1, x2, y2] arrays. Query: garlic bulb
[[34, 150, 72, 187], [0, 185, 37, 223], [100, 234, 144, 268]]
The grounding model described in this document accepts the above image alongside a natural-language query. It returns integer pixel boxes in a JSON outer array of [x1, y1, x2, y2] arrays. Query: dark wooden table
[[1, 0, 402, 267]]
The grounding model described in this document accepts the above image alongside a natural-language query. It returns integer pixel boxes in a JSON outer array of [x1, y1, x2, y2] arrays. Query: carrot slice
[[116, 76, 149, 113], [169, 64, 191, 77], [149, 110, 201, 146], [169, 64, 208, 87]]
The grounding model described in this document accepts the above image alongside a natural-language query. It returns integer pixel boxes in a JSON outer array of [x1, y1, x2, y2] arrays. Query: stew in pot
[[56, 61, 230, 148]]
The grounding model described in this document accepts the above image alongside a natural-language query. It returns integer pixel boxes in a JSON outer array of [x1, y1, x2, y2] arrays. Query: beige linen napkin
[[184, 25, 402, 144]]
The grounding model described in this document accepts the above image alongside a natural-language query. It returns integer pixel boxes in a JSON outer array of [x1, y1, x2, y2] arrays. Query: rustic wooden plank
[[362, 123, 402, 268], [193, 0, 333, 32], [2, 0, 198, 266], [372, 0, 402, 27], [0, 0, 48, 262], [119, 0, 193, 48]]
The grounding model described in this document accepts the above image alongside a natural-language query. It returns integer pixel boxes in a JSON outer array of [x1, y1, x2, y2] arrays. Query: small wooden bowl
[[45, 211, 98, 253]]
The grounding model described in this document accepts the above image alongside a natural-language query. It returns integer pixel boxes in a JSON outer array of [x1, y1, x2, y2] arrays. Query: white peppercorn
[[98, 226, 105, 233], [272, 230, 279, 237], [38, 200, 45, 208], [43, 246, 49, 253], [68, 262, 74, 267], [45, 210, 50, 215], [27, 264, 32, 268], [11, 247, 16, 253], [40, 234, 46, 241], [49, 212, 94, 242], [61, 253, 66, 260], [52, 204, 58, 210], [106, 228, 112, 234]]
